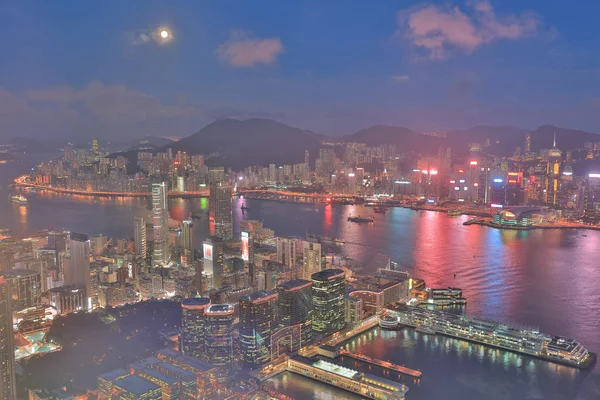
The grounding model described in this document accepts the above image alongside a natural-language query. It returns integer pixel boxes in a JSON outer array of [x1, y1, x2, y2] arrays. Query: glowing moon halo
[[160, 30, 169, 39]]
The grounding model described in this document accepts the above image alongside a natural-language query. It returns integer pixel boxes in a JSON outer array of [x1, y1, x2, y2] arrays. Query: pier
[[339, 350, 422, 378]]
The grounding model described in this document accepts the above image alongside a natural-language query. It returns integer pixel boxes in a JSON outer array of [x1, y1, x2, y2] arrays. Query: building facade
[[311, 269, 346, 335]]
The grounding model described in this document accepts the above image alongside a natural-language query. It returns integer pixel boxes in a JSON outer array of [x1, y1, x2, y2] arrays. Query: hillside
[[344, 125, 443, 155]]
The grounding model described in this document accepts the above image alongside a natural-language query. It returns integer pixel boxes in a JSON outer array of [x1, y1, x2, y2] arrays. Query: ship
[[347, 216, 374, 223], [447, 209, 463, 217], [390, 305, 596, 369], [11, 194, 27, 204]]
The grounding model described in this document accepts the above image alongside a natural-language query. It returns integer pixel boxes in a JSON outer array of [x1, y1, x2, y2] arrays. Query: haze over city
[[1, 0, 600, 141]]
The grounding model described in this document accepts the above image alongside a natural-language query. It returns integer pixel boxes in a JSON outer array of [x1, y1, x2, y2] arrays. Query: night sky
[[1, 0, 599, 141]]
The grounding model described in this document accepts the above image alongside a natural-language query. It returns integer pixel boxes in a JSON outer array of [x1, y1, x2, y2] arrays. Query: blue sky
[[1, 0, 599, 141]]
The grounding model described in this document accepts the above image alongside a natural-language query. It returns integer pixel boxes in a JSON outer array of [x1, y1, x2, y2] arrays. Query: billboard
[[203, 243, 213, 261], [241, 231, 249, 261]]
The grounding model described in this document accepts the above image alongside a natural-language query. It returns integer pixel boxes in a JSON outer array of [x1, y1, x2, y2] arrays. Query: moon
[[160, 30, 169, 39]]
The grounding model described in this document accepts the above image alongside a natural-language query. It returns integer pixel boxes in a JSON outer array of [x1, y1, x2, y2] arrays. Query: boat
[[392, 305, 597, 369], [447, 209, 463, 217], [347, 216, 374, 223], [11, 194, 27, 204], [373, 206, 387, 214], [334, 238, 345, 244]]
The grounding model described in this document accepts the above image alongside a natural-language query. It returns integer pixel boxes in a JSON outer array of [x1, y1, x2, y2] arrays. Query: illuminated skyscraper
[[277, 279, 313, 347], [133, 216, 147, 259], [180, 297, 211, 359], [209, 182, 233, 239], [311, 269, 346, 335], [239, 291, 279, 367], [152, 182, 169, 264], [65, 232, 91, 309], [204, 304, 235, 382], [92, 138, 99, 156], [181, 219, 194, 264], [302, 241, 321, 280], [202, 237, 224, 290], [276, 237, 296, 268], [0, 277, 16, 400], [525, 133, 531, 155]]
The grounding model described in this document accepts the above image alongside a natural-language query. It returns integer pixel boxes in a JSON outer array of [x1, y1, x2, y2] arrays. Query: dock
[[339, 350, 422, 378]]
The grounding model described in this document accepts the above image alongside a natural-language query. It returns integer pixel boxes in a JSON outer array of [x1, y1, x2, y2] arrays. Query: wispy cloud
[[217, 31, 284, 67], [398, 1, 541, 60], [392, 75, 410, 82]]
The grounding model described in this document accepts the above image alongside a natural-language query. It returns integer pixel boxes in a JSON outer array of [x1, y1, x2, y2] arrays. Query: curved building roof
[[311, 269, 345, 281]]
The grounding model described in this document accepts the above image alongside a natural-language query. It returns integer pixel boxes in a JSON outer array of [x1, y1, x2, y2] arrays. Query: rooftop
[[312, 268, 345, 281], [155, 363, 195, 381], [366, 254, 391, 271], [1, 269, 39, 279], [240, 290, 278, 304], [139, 368, 178, 385], [277, 279, 312, 291], [312, 359, 361, 380], [113, 375, 160, 395], [99, 368, 129, 382], [181, 297, 211, 309], [205, 303, 235, 315]]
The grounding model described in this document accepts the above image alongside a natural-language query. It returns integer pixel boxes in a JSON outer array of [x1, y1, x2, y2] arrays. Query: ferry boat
[[391, 305, 596, 369], [447, 209, 463, 217], [11, 194, 27, 204], [334, 238, 346, 244], [348, 216, 374, 223]]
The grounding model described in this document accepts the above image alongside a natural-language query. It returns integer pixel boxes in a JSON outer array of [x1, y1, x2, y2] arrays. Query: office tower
[[276, 237, 296, 268], [525, 133, 531, 155], [311, 269, 346, 335], [240, 231, 253, 263], [63, 144, 74, 162], [180, 297, 211, 359], [181, 219, 194, 264], [302, 241, 322, 280], [202, 237, 224, 290], [92, 138, 99, 156], [222, 257, 247, 290], [111, 375, 162, 400], [1, 269, 42, 309], [204, 304, 235, 382], [209, 182, 233, 239], [91, 235, 108, 256], [277, 279, 313, 347], [0, 277, 16, 400], [65, 233, 91, 302], [133, 216, 147, 258], [304, 150, 310, 165], [152, 182, 169, 264], [239, 291, 279, 368]]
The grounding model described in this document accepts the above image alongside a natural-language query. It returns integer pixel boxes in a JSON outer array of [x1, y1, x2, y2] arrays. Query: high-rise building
[[525, 133, 531, 155], [1, 269, 42, 309], [239, 291, 279, 367], [63, 144, 74, 162], [302, 241, 321, 280], [204, 304, 235, 382], [181, 219, 194, 264], [311, 269, 346, 335], [133, 216, 147, 259], [180, 297, 211, 359], [65, 232, 91, 307], [152, 182, 169, 264], [276, 237, 296, 268], [209, 182, 233, 239], [277, 279, 313, 347], [0, 277, 16, 400], [202, 237, 224, 290], [92, 138, 99, 156]]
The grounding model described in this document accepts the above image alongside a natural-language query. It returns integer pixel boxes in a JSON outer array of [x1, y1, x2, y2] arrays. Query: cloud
[[399, 1, 541, 60], [217, 31, 284, 67], [392, 75, 410, 82]]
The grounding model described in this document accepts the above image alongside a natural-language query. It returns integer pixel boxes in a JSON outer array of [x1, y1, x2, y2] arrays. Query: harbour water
[[1, 159, 600, 399]]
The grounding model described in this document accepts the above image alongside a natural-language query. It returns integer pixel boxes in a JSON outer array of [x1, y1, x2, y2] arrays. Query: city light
[[491, 204, 503, 208], [563, 171, 573, 176], [459, 179, 465, 183], [454, 186, 460, 190], [449, 180, 455, 184], [473, 183, 479, 187], [421, 170, 428, 174], [493, 178, 503, 183], [412, 169, 420, 172], [589, 173, 600, 178], [463, 186, 468, 191], [469, 161, 478, 166], [429, 170, 438, 175]]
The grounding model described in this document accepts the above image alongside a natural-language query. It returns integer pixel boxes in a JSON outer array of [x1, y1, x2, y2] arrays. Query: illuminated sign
[[493, 178, 503, 183], [463, 186, 468, 191], [473, 183, 479, 187], [449, 180, 456, 184], [421, 170, 428, 174], [429, 170, 438, 175], [454, 186, 460, 190], [589, 173, 600, 178], [348, 173, 355, 177], [427, 199, 435, 203], [459, 179, 466, 183], [203, 243, 213, 260], [394, 181, 410, 184], [562, 171, 573, 176], [469, 161, 478, 166], [491, 204, 503, 208], [458, 169, 464, 173], [412, 169, 420, 172], [241, 232, 249, 261]]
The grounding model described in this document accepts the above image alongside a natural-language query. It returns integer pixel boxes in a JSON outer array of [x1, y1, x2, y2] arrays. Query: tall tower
[[133, 216, 147, 259], [311, 269, 346, 335], [152, 182, 169, 264], [204, 304, 235, 383], [276, 238, 297, 268], [277, 279, 313, 347], [209, 182, 233, 240], [65, 233, 91, 299], [181, 219, 194, 264], [92, 138, 99, 156], [180, 297, 211, 359], [525, 133, 531, 155], [302, 241, 322, 279], [0, 277, 16, 400], [546, 133, 562, 205], [239, 291, 279, 368]]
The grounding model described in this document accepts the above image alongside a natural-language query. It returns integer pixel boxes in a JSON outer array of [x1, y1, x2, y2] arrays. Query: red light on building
[[469, 161, 478, 166]]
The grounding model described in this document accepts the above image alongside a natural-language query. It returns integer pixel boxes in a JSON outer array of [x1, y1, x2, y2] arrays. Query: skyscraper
[[276, 237, 296, 268], [209, 182, 233, 239], [204, 304, 235, 382], [239, 290, 279, 368], [311, 269, 346, 335], [0, 277, 16, 400], [152, 182, 169, 264], [181, 219, 194, 264], [65, 233, 91, 308], [302, 241, 322, 280], [133, 216, 147, 259], [202, 237, 224, 290], [277, 279, 313, 347], [92, 138, 99, 156], [180, 297, 211, 359]]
